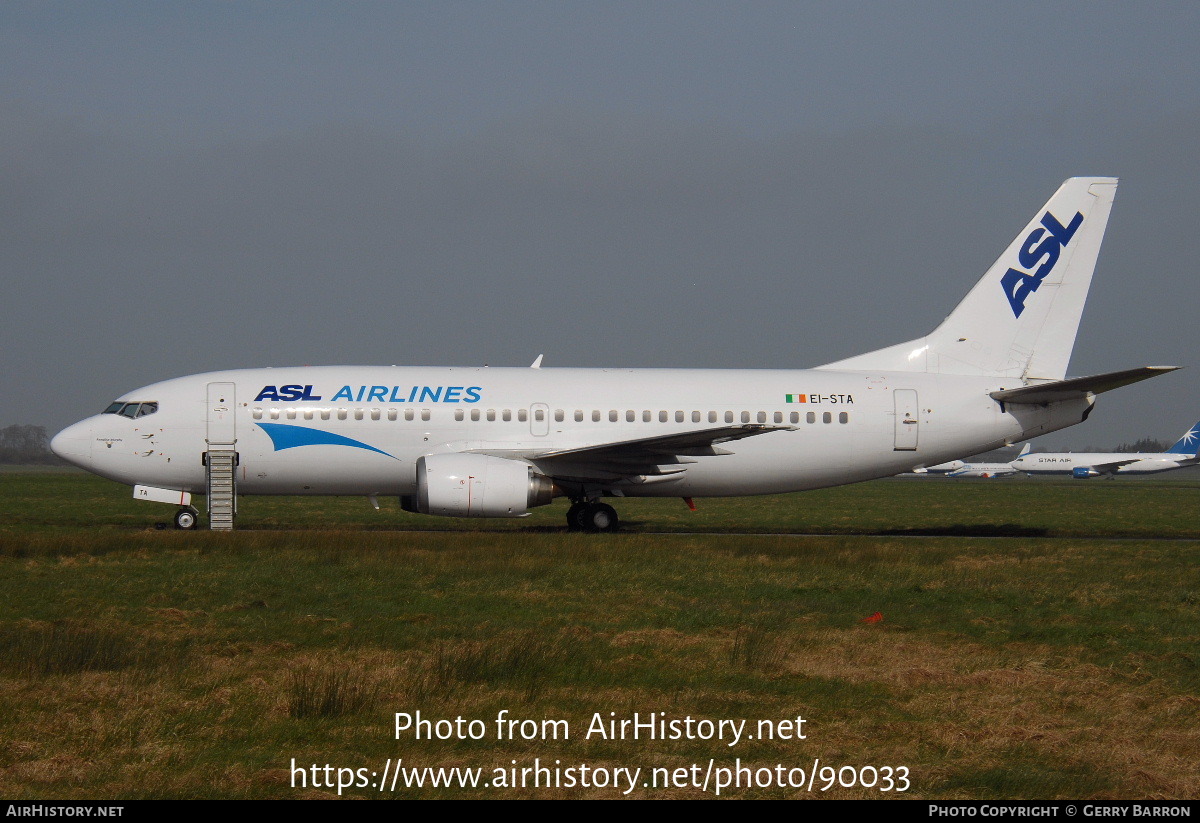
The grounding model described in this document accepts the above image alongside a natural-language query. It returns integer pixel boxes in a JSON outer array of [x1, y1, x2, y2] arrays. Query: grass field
[[1, 471, 1197, 799]]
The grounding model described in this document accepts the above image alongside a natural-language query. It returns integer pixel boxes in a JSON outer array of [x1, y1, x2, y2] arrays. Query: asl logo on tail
[[1000, 210, 1084, 318]]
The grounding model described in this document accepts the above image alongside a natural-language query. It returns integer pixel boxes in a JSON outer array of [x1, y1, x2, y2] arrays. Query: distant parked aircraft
[[942, 443, 1032, 478], [1011, 420, 1200, 478]]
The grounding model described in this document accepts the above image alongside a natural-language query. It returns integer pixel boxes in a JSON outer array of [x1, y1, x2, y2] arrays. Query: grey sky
[[4, 2, 1199, 448]]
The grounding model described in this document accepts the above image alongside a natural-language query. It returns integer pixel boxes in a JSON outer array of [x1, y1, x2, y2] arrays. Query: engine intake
[[401, 454, 556, 517]]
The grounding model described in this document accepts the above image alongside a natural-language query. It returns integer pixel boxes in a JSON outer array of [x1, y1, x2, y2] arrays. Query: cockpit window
[[102, 401, 159, 419]]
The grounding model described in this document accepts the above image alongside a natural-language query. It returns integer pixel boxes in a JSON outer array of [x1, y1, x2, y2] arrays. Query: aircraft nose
[[50, 420, 93, 468]]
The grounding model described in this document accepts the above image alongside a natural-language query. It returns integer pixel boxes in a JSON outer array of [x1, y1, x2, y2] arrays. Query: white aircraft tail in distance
[[1011, 420, 1200, 478], [51, 177, 1178, 531]]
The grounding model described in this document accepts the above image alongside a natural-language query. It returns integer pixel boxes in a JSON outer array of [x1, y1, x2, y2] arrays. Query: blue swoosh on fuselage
[[255, 422, 397, 459]]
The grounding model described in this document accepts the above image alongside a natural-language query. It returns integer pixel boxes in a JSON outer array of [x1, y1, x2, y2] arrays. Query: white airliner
[[921, 443, 1032, 478], [51, 178, 1177, 532], [1010, 420, 1200, 478]]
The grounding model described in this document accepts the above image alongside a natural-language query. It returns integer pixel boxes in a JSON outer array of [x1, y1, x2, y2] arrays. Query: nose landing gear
[[173, 506, 200, 530]]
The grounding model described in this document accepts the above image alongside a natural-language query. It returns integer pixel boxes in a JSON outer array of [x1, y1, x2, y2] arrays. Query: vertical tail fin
[[1165, 421, 1200, 456], [819, 177, 1117, 380]]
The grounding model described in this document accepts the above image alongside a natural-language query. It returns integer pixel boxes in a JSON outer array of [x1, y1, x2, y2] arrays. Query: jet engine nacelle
[[401, 454, 556, 517], [1071, 466, 1101, 479]]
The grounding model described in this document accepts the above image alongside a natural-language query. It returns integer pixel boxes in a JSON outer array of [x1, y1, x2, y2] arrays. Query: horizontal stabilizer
[[989, 366, 1178, 405]]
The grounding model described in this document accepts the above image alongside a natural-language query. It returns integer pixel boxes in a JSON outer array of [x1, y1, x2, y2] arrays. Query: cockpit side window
[[102, 401, 159, 419]]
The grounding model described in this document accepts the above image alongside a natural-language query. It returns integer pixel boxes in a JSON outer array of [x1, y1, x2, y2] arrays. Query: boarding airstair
[[206, 449, 238, 531], [205, 382, 238, 531]]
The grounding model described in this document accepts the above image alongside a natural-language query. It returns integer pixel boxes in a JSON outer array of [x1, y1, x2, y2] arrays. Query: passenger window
[[252, 409, 262, 420], [421, 410, 430, 422], [535, 409, 545, 421], [321, 410, 331, 421], [455, 410, 464, 422], [591, 410, 600, 422], [692, 411, 701, 423], [823, 412, 832, 423], [740, 411, 750, 423], [287, 410, 297, 420], [370, 409, 380, 421], [405, 409, 415, 422], [518, 409, 528, 422], [626, 410, 635, 422], [724, 411, 734, 423], [387, 410, 397, 421], [789, 412, 799, 424], [574, 410, 583, 422], [504, 410, 513, 422], [659, 411, 668, 423], [773, 411, 783, 424], [353, 410, 363, 420], [554, 409, 563, 422], [487, 409, 497, 422], [643, 410, 652, 422], [269, 410, 280, 420], [305, 410, 315, 420], [337, 410, 348, 420], [609, 410, 618, 423], [756, 411, 766, 424], [839, 412, 849, 424], [806, 412, 815, 424], [708, 411, 718, 423], [471, 409, 480, 421]]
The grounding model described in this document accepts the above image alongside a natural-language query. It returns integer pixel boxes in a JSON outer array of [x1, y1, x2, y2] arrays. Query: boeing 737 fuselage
[[51, 178, 1177, 531]]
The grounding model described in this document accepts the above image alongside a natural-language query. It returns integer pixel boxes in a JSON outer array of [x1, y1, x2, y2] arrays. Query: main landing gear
[[173, 506, 200, 530], [566, 500, 620, 533]]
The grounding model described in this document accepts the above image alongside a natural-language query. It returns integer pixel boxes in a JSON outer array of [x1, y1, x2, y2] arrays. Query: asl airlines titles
[[253, 384, 484, 404]]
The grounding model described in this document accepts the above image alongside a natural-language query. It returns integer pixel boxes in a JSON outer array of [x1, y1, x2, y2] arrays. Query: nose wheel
[[173, 506, 200, 530], [566, 501, 620, 533]]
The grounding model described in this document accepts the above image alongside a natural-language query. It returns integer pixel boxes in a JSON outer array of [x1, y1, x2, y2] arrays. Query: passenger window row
[[250, 407, 851, 425]]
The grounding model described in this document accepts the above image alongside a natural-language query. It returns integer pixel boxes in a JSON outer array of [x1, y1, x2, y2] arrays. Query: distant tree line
[[1114, 438, 1171, 453], [1078, 438, 1171, 454], [0, 425, 60, 464]]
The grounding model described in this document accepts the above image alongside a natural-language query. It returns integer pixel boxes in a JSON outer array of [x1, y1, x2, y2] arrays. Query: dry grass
[[783, 628, 1200, 798], [1, 619, 1197, 798]]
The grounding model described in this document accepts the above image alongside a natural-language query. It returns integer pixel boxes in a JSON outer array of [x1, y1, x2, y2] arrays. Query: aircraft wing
[[474, 424, 793, 481], [989, 366, 1178, 405], [1085, 458, 1143, 475]]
